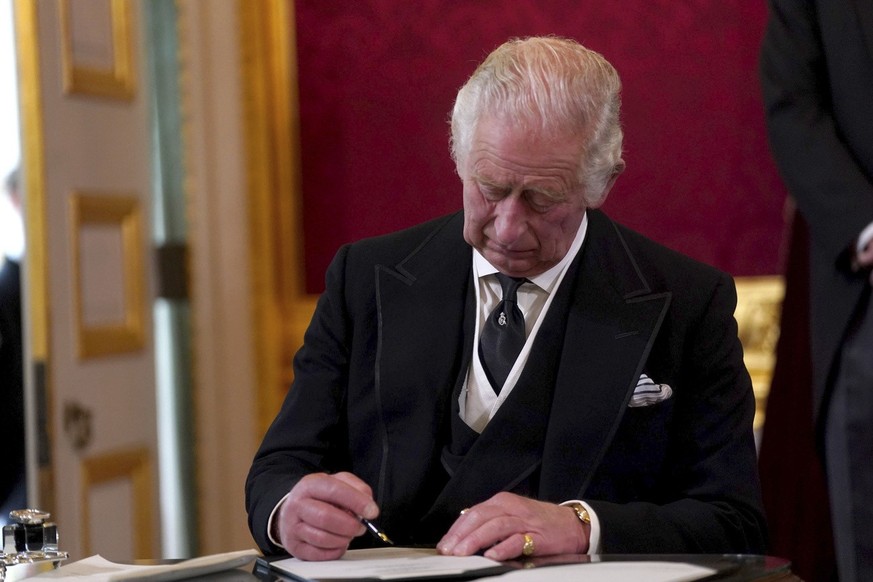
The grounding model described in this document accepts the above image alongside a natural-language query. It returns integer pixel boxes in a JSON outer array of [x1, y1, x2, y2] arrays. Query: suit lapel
[[373, 213, 473, 511], [540, 211, 671, 501]]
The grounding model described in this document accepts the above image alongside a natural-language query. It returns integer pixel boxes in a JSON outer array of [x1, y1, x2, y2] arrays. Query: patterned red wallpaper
[[295, 1, 788, 293]]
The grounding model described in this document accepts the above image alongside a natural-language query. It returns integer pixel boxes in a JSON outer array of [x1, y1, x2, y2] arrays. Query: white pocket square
[[629, 374, 673, 407]]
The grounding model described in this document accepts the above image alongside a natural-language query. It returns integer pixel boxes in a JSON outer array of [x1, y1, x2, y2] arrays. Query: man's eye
[[524, 190, 557, 212], [479, 184, 505, 199]]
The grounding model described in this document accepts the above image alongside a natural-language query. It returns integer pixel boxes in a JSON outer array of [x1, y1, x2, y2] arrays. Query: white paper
[[27, 549, 259, 581], [271, 547, 502, 580], [480, 561, 717, 582]]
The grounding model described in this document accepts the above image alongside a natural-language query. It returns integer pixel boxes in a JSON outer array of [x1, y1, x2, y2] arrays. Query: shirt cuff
[[561, 500, 601, 554], [856, 221, 873, 255], [267, 492, 291, 547]]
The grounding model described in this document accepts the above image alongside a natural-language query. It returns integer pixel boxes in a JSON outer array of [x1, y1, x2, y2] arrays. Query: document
[[480, 561, 717, 582], [267, 548, 720, 582], [267, 547, 506, 581], [27, 549, 259, 581]]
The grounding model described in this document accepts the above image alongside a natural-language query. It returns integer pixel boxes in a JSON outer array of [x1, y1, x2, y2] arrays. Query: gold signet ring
[[522, 533, 535, 557]]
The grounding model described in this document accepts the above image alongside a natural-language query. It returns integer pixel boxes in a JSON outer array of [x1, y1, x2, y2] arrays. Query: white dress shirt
[[857, 221, 873, 256], [460, 212, 601, 554]]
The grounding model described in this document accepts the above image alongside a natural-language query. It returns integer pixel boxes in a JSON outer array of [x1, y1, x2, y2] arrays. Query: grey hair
[[450, 36, 623, 206]]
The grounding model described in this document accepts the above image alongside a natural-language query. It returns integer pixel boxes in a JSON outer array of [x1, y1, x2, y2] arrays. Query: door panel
[[18, 0, 159, 561]]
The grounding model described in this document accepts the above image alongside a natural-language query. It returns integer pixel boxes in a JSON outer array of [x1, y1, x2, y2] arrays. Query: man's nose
[[492, 195, 528, 245]]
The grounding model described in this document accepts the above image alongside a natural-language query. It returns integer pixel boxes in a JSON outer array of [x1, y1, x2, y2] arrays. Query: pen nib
[[378, 531, 394, 545], [361, 517, 394, 545]]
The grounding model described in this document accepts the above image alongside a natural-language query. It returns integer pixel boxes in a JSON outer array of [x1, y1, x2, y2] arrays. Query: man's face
[[460, 116, 592, 278]]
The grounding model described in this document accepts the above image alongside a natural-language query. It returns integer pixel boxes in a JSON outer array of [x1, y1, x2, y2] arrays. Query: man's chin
[[486, 254, 539, 278]]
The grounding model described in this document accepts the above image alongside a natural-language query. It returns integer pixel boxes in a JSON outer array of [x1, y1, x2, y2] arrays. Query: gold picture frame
[[59, 0, 135, 100], [71, 192, 145, 358]]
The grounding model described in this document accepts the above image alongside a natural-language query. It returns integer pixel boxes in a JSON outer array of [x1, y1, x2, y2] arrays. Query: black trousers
[[825, 288, 873, 582]]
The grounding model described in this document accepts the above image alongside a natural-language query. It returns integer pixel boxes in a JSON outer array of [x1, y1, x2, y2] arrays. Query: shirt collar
[[473, 211, 588, 294]]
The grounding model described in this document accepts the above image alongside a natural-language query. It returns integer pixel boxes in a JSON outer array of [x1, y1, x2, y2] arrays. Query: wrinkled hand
[[276, 472, 379, 561], [436, 492, 589, 560]]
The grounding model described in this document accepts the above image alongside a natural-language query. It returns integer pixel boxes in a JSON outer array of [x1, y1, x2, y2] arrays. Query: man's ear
[[589, 160, 625, 209]]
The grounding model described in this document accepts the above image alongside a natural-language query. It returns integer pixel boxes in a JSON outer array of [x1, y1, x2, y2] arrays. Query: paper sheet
[[271, 548, 717, 582], [481, 561, 717, 582], [27, 549, 259, 581], [270, 547, 503, 580]]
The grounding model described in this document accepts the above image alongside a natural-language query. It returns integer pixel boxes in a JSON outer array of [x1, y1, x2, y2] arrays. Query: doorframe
[[14, 0, 54, 516]]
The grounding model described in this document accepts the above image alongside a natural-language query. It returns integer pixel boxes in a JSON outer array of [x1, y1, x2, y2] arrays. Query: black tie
[[479, 273, 527, 394]]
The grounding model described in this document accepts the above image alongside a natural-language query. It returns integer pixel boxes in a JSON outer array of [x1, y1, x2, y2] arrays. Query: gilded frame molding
[[70, 192, 146, 358], [80, 448, 155, 558], [15, 0, 55, 513], [239, 0, 317, 435], [734, 275, 785, 430], [59, 0, 136, 100]]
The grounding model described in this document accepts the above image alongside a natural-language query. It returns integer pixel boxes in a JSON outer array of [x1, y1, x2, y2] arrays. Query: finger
[[293, 511, 362, 549], [439, 504, 522, 556], [437, 505, 490, 554], [438, 492, 528, 554], [277, 497, 361, 556], [296, 473, 379, 520], [291, 546, 346, 562], [484, 532, 533, 561], [298, 498, 367, 539], [285, 535, 348, 562], [331, 472, 379, 519], [332, 471, 374, 496]]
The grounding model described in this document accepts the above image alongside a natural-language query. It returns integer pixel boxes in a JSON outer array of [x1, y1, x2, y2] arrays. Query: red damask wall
[[295, 1, 787, 293]]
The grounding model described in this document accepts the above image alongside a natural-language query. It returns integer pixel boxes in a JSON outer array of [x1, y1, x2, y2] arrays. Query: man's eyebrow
[[472, 174, 508, 189], [472, 173, 570, 200]]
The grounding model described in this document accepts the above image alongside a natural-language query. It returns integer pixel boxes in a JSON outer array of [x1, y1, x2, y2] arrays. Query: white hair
[[450, 36, 624, 205]]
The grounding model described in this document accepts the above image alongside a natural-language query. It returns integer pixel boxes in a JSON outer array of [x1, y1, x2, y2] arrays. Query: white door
[[18, 0, 160, 561]]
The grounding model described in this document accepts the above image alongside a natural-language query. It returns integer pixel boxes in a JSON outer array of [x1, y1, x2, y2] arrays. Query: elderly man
[[246, 36, 767, 561]]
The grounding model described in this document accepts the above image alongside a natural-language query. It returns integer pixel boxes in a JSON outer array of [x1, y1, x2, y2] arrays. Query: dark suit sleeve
[[589, 273, 767, 553], [245, 245, 354, 554], [760, 0, 873, 262]]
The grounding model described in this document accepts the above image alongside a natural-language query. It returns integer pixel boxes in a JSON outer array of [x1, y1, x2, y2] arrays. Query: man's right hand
[[276, 472, 379, 561]]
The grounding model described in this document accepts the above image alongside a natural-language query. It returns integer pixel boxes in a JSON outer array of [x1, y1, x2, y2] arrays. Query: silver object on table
[[1, 509, 68, 581]]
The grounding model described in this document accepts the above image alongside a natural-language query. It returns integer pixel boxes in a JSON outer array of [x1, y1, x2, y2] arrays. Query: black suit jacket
[[761, 0, 873, 429], [246, 210, 766, 555]]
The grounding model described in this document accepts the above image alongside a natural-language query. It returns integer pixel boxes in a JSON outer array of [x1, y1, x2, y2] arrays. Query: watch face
[[572, 503, 591, 524]]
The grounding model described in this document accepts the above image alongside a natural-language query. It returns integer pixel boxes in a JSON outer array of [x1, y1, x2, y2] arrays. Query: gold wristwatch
[[568, 502, 591, 527]]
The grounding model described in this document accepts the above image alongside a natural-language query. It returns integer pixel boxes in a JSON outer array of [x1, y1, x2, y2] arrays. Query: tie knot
[[495, 273, 526, 301]]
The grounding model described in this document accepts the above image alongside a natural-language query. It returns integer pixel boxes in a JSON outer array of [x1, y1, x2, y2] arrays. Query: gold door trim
[[239, 0, 317, 436], [80, 447, 155, 558], [15, 0, 55, 513], [70, 192, 146, 358], [58, 0, 136, 100]]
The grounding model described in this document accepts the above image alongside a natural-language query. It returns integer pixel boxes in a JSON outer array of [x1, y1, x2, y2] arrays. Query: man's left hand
[[436, 492, 589, 560]]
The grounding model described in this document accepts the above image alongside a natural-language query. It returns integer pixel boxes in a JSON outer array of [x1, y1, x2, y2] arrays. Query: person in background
[[0, 166, 26, 522], [760, 2, 873, 581], [247, 36, 767, 561]]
